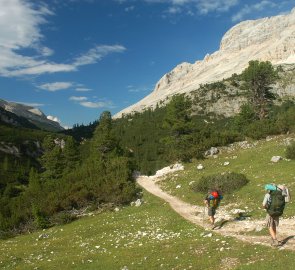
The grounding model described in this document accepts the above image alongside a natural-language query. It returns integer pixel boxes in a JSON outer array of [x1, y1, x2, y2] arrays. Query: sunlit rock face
[[114, 9, 295, 118]]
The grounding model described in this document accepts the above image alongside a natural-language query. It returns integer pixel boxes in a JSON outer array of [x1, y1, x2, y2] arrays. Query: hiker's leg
[[209, 215, 215, 224], [269, 225, 276, 240]]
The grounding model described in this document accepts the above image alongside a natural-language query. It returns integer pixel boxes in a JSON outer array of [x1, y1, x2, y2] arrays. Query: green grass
[[159, 134, 295, 219], [1, 191, 295, 269], [1, 134, 295, 269]]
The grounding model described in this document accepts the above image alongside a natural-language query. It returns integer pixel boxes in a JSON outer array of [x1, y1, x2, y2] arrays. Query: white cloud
[[68, 93, 114, 109], [39, 46, 54, 57], [0, 1, 126, 77], [38, 82, 73, 91], [0, 0, 52, 50], [69, 96, 88, 101], [125, 5, 135, 12], [167, 6, 182, 14], [197, 0, 239, 14], [143, 0, 239, 14], [232, 1, 277, 22], [47, 115, 61, 123], [80, 101, 114, 108], [12, 101, 44, 107], [73, 45, 126, 67], [24, 102, 44, 107], [76, 87, 92, 92]]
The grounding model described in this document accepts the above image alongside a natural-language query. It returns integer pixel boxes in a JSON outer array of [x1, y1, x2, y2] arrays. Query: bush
[[286, 142, 295, 160], [32, 205, 49, 229], [192, 172, 249, 194], [50, 212, 76, 226]]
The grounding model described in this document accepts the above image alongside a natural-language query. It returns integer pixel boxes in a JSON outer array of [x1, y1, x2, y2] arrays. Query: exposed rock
[[0, 139, 44, 158], [153, 163, 184, 178], [205, 147, 219, 156], [231, 209, 246, 215], [0, 142, 20, 156], [135, 199, 142, 207], [114, 9, 295, 118], [197, 164, 204, 170], [271, 156, 282, 162], [54, 138, 66, 149]]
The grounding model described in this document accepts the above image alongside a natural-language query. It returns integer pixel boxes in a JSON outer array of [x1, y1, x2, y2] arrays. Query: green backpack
[[267, 189, 286, 217]]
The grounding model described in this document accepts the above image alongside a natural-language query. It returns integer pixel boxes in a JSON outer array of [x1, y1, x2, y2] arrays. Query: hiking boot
[[271, 239, 282, 247]]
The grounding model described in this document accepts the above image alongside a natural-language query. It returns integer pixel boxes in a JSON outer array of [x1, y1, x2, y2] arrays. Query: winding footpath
[[137, 175, 295, 251]]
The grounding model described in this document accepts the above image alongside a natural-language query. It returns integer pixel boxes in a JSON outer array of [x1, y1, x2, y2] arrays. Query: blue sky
[[0, 0, 295, 128]]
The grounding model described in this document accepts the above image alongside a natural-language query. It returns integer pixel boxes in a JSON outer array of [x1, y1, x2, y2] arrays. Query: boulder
[[197, 164, 204, 170], [205, 147, 219, 156]]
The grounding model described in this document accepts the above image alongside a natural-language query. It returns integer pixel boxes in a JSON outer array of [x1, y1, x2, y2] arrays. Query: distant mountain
[[114, 8, 295, 118], [0, 99, 64, 132]]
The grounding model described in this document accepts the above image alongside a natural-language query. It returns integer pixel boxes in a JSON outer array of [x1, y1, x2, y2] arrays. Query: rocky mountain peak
[[114, 9, 295, 118]]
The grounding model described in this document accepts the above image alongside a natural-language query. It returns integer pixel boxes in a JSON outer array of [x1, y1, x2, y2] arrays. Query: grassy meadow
[[160, 134, 295, 218], [1, 134, 295, 269]]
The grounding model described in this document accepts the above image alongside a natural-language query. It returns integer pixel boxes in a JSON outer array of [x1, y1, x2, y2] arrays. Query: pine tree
[[91, 111, 120, 161], [62, 136, 80, 175], [242, 60, 278, 120], [40, 135, 63, 180], [163, 94, 193, 161]]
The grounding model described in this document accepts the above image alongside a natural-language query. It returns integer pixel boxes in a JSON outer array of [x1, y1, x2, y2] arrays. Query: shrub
[[32, 205, 49, 229], [192, 172, 249, 194], [286, 142, 295, 160], [50, 212, 76, 226]]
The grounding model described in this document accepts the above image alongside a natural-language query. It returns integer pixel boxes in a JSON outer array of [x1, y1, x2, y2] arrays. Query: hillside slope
[[1, 135, 295, 269]]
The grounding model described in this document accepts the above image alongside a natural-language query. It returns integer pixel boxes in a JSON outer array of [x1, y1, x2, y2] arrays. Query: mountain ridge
[[114, 8, 295, 118], [0, 99, 64, 132]]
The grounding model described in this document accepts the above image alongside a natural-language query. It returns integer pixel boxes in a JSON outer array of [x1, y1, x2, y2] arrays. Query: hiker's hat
[[265, 184, 276, 191]]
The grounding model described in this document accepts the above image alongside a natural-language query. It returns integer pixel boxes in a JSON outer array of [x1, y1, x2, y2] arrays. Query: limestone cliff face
[[114, 8, 295, 118]]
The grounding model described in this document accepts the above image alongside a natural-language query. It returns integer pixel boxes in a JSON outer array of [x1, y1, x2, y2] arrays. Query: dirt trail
[[137, 176, 295, 251]]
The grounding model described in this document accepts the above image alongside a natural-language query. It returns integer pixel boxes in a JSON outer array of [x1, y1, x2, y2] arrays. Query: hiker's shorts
[[208, 207, 216, 217], [265, 214, 279, 227]]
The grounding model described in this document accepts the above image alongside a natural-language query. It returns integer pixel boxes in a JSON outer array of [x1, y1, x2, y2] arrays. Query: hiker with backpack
[[262, 184, 290, 247], [204, 189, 223, 229]]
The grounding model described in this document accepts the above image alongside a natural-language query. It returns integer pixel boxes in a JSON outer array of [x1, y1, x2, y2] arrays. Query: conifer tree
[[62, 136, 80, 175], [163, 94, 193, 161], [40, 135, 63, 180], [91, 111, 120, 161], [242, 60, 278, 120]]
